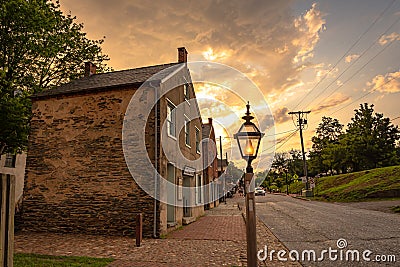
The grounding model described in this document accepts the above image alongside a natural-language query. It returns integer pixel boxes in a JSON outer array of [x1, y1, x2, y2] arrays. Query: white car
[[255, 187, 266, 196]]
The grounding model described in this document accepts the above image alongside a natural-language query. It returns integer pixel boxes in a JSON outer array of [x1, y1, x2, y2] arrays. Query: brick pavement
[[14, 195, 301, 266], [168, 215, 246, 241]]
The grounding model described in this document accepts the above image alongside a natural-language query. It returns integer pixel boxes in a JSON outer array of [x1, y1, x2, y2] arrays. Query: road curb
[[291, 195, 311, 201]]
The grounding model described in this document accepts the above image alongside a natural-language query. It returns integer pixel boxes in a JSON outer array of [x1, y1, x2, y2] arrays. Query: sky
[[59, 0, 400, 168]]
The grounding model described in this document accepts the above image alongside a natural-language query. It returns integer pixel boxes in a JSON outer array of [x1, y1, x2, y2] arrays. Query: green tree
[[226, 161, 244, 184], [309, 116, 344, 174], [345, 103, 400, 171], [289, 149, 304, 177], [0, 0, 111, 153]]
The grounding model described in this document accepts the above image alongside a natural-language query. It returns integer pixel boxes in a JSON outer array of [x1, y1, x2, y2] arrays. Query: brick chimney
[[178, 47, 188, 63], [84, 62, 97, 77], [208, 118, 213, 125]]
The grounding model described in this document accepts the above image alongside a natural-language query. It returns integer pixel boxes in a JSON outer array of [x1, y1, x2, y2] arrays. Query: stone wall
[[22, 87, 160, 237]]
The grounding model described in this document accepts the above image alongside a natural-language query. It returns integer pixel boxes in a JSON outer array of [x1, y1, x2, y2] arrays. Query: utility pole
[[225, 152, 229, 202], [288, 111, 311, 190], [219, 136, 225, 204]]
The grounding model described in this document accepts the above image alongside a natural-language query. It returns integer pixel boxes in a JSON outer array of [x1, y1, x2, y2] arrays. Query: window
[[184, 83, 190, 101], [4, 153, 16, 168], [185, 117, 190, 146], [195, 127, 200, 154], [167, 101, 176, 137]]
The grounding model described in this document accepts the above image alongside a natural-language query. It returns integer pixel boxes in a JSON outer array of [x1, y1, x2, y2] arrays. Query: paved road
[[256, 194, 400, 266]]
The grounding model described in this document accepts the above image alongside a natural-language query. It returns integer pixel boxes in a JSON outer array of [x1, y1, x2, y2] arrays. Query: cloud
[[59, 0, 327, 140], [273, 106, 291, 124], [292, 3, 326, 63], [345, 54, 360, 63], [311, 93, 351, 114], [367, 71, 400, 93], [379, 32, 400, 45], [59, 0, 326, 96]]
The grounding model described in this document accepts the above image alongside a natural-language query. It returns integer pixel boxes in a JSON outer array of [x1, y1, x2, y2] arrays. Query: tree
[[288, 149, 304, 176], [345, 103, 400, 171], [226, 161, 244, 184], [0, 0, 111, 153], [309, 116, 343, 174]]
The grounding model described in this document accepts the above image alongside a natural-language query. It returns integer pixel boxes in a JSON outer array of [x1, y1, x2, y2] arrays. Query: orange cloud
[[367, 71, 400, 93], [311, 93, 351, 114], [345, 54, 360, 63], [379, 32, 400, 45], [273, 107, 291, 124], [292, 3, 326, 63]]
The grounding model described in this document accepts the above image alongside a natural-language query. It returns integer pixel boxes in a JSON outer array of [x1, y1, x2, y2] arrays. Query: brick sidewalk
[[14, 195, 301, 266], [167, 215, 246, 241]]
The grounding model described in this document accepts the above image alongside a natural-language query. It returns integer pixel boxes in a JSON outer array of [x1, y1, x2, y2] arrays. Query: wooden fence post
[[135, 213, 142, 247], [0, 174, 15, 267]]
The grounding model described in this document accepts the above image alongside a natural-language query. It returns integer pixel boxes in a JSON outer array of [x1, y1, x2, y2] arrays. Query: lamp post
[[234, 102, 264, 267]]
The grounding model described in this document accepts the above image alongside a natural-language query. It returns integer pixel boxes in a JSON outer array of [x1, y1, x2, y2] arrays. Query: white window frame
[[166, 99, 176, 139], [184, 83, 190, 101], [183, 77, 190, 103], [196, 174, 203, 204], [195, 126, 201, 154], [184, 115, 191, 147], [4, 153, 16, 168]]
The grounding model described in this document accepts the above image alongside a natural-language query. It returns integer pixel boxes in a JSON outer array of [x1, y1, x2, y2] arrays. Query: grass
[[14, 253, 114, 267], [314, 165, 400, 202], [391, 205, 400, 213]]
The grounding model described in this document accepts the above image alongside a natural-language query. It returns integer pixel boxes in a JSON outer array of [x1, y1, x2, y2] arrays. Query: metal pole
[[219, 136, 225, 204], [286, 171, 289, 195], [298, 116, 309, 190], [289, 111, 310, 191], [245, 162, 257, 267], [135, 213, 142, 247]]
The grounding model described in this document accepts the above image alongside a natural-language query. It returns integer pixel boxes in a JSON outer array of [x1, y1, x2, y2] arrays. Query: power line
[[329, 74, 399, 116], [215, 129, 298, 140], [260, 129, 299, 153], [307, 16, 400, 111], [292, 0, 397, 111], [266, 129, 298, 137], [392, 116, 400, 121]]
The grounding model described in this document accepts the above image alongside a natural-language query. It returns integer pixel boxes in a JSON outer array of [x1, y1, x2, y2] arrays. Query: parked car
[[255, 187, 266, 196]]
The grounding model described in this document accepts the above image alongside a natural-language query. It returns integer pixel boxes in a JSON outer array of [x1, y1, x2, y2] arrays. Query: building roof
[[202, 124, 212, 139], [33, 62, 181, 98], [217, 158, 229, 169]]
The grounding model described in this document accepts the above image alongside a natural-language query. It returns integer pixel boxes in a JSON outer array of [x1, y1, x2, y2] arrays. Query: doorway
[[183, 175, 192, 217]]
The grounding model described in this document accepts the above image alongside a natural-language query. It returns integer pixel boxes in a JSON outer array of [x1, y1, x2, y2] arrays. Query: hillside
[[314, 165, 400, 202]]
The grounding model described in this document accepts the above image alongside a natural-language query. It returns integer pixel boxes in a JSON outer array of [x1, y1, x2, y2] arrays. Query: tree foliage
[[309, 103, 400, 174], [309, 116, 344, 174], [345, 103, 399, 170], [0, 0, 111, 153]]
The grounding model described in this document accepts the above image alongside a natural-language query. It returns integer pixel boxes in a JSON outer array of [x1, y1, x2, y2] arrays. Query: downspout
[[150, 81, 159, 238]]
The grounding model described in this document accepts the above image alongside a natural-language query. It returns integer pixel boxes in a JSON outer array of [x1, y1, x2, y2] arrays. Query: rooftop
[[33, 62, 181, 98]]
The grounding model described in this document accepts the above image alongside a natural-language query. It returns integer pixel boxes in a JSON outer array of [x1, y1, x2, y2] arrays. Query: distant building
[[217, 158, 229, 176], [202, 118, 219, 209], [22, 47, 204, 237]]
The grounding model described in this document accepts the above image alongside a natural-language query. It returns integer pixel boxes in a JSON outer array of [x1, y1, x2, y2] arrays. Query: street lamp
[[234, 102, 264, 267]]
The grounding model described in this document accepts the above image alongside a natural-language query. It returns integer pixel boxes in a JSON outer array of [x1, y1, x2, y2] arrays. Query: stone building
[[22, 47, 204, 237]]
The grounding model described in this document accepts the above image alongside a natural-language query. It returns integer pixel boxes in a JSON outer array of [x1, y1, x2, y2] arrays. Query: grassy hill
[[314, 165, 400, 202]]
